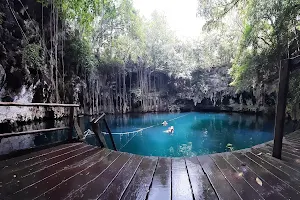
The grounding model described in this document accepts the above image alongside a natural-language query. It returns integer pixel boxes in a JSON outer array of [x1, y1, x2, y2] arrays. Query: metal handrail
[[91, 113, 117, 151]]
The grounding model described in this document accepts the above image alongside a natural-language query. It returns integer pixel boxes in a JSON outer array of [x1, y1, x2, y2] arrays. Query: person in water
[[162, 121, 168, 126], [164, 126, 174, 134]]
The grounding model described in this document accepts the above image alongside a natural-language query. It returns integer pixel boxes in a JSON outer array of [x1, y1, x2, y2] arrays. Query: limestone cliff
[[0, 0, 278, 125]]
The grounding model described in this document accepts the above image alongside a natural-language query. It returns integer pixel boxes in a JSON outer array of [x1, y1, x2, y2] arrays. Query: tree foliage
[[197, 0, 300, 116], [18, 0, 299, 114]]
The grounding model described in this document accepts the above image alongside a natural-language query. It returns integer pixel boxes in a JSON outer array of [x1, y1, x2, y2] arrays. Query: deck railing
[[90, 113, 117, 151], [0, 102, 117, 152], [0, 102, 83, 142]]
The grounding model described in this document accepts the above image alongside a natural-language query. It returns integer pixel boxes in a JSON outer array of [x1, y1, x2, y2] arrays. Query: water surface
[[95, 112, 274, 157]]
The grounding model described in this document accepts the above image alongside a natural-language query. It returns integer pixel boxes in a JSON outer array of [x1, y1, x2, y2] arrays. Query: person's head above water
[[162, 121, 168, 126]]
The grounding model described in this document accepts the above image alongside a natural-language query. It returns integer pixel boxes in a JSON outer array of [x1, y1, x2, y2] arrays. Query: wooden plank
[[281, 142, 300, 155], [0, 145, 93, 187], [0, 143, 83, 174], [286, 132, 300, 139], [284, 134, 300, 141], [285, 133, 297, 139], [285, 137, 300, 143], [36, 151, 122, 200], [255, 147, 300, 171], [282, 147, 300, 158], [185, 157, 217, 200], [147, 158, 172, 200], [65, 153, 132, 200], [4, 147, 102, 199], [197, 155, 240, 200], [172, 158, 194, 200], [68, 107, 74, 141], [120, 157, 158, 200], [0, 143, 80, 170], [285, 140, 300, 147], [285, 133, 300, 139], [11, 149, 110, 200], [273, 59, 290, 159], [0, 144, 90, 182], [266, 146, 300, 162], [286, 141, 300, 147], [210, 154, 263, 200], [0, 127, 69, 138], [0, 102, 79, 107], [283, 141, 300, 149], [221, 152, 285, 200], [245, 151, 300, 192], [267, 143, 300, 157], [251, 148, 300, 177], [98, 155, 143, 200], [232, 152, 300, 200]]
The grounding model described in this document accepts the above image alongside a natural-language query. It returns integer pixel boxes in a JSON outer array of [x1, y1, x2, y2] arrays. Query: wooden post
[[273, 59, 290, 159], [103, 118, 117, 151], [68, 107, 74, 141], [78, 115, 85, 133], [74, 116, 84, 140], [97, 123, 108, 148], [91, 121, 105, 147]]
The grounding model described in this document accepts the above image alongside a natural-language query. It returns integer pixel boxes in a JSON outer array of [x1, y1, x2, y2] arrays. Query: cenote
[[85, 112, 274, 157]]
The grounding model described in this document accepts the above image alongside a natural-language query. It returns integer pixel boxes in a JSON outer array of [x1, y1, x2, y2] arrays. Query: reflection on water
[[0, 118, 70, 155], [96, 112, 275, 157], [0, 112, 276, 157]]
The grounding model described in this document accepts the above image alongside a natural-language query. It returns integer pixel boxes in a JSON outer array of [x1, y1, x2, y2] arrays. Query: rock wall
[[0, 1, 278, 125], [168, 66, 277, 115]]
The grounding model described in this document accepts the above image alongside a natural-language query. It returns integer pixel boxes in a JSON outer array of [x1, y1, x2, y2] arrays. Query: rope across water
[[102, 113, 190, 135], [84, 113, 190, 150], [118, 113, 190, 150]]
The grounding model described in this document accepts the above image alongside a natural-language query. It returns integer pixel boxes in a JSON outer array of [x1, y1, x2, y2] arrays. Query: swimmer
[[164, 126, 174, 134], [169, 126, 174, 133], [162, 121, 168, 126]]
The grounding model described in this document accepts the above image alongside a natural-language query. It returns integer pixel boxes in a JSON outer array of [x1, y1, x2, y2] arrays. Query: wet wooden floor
[[1, 131, 300, 200]]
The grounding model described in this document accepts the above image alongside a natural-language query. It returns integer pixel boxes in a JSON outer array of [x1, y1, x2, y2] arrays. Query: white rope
[[119, 129, 142, 150], [101, 124, 156, 135], [84, 113, 191, 149], [102, 113, 190, 135], [118, 113, 190, 150]]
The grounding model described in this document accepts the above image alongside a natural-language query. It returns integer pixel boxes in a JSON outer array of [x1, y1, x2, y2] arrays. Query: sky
[[133, 0, 205, 39]]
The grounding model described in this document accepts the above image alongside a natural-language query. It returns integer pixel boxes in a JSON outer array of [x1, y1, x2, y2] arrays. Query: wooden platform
[[1, 132, 300, 200]]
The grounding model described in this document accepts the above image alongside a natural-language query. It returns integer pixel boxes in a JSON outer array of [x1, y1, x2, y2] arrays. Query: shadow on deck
[[1, 131, 300, 200]]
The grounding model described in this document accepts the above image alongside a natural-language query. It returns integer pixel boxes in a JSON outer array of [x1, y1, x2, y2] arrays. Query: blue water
[[93, 112, 274, 157]]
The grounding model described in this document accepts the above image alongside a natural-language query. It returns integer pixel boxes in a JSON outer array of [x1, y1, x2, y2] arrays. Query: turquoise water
[[95, 112, 274, 157]]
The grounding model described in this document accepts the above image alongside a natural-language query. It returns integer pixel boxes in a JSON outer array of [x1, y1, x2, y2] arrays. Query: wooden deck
[[1, 132, 300, 200]]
